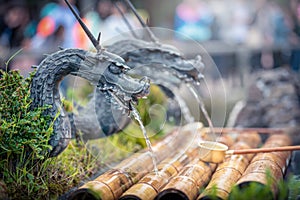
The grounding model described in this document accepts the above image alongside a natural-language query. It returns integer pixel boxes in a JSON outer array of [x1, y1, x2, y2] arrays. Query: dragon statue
[[69, 0, 205, 141], [30, 1, 150, 156], [30, 0, 205, 156]]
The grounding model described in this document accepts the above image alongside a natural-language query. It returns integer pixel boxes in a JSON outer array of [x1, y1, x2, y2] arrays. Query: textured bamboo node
[[198, 133, 261, 200], [68, 123, 296, 200], [119, 147, 200, 200], [119, 122, 217, 200], [155, 160, 216, 200], [69, 123, 202, 200], [155, 135, 232, 200], [229, 134, 292, 199]]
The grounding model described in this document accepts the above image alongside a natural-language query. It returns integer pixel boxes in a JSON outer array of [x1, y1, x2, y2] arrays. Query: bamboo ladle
[[198, 141, 300, 163], [203, 127, 286, 134]]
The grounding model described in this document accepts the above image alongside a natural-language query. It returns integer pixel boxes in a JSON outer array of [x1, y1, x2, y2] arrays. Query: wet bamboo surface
[[69, 123, 202, 200], [119, 147, 200, 200], [228, 134, 292, 199], [68, 123, 294, 200], [155, 134, 234, 200], [198, 132, 261, 200]]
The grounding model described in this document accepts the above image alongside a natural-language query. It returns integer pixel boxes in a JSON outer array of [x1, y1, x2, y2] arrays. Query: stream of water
[[130, 104, 159, 175], [188, 84, 216, 138], [167, 84, 194, 124]]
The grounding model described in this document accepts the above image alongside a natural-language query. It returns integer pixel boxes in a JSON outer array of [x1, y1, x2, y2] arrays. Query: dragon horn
[[64, 0, 101, 51], [113, 1, 140, 39], [123, 0, 159, 43], [97, 32, 101, 44]]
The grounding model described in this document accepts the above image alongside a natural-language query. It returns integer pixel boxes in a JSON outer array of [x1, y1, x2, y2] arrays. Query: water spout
[[130, 102, 159, 175]]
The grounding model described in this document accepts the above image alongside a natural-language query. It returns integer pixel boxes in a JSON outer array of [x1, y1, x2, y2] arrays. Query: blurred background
[[1, 0, 300, 126], [1, 0, 299, 72], [0, 0, 299, 76]]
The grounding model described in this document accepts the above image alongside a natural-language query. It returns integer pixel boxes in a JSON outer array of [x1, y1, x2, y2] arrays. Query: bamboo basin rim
[[198, 141, 229, 151]]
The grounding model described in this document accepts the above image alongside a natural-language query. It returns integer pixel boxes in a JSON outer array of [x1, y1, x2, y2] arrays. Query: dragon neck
[[31, 49, 86, 115], [30, 48, 87, 156]]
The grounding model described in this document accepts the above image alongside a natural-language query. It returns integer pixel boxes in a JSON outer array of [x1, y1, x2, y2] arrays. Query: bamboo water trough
[[69, 123, 203, 200], [68, 123, 295, 200]]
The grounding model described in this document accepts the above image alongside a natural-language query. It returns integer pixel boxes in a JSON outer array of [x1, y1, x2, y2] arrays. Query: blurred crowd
[[174, 0, 300, 71], [0, 0, 140, 50], [175, 0, 297, 47], [0, 0, 139, 74], [0, 0, 300, 75]]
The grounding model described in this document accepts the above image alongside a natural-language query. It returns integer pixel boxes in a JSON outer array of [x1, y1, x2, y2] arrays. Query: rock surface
[[230, 67, 300, 143]]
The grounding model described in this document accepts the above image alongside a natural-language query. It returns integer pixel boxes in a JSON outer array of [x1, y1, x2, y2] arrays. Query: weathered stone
[[247, 84, 264, 102], [269, 84, 296, 99], [230, 67, 300, 144]]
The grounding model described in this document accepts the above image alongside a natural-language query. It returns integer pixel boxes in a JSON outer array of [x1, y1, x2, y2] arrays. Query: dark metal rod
[[113, 2, 139, 39], [64, 0, 101, 50], [123, 0, 158, 43]]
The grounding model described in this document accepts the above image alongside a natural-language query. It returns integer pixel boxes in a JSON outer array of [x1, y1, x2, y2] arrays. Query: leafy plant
[[0, 69, 54, 162], [228, 169, 300, 200], [280, 174, 300, 200], [0, 69, 105, 199], [46, 141, 103, 198], [199, 168, 300, 200], [0, 69, 55, 198]]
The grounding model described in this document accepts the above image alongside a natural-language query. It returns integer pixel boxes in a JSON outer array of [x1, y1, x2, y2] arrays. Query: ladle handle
[[206, 127, 285, 134], [226, 145, 300, 155]]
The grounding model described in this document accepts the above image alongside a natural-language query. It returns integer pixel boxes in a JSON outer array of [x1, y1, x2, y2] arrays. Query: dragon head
[[64, 0, 150, 110], [107, 39, 205, 83], [72, 49, 150, 110], [106, 0, 205, 83]]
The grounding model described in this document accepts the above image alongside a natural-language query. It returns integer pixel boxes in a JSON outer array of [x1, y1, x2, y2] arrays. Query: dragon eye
[[109, 64, 122, 74]]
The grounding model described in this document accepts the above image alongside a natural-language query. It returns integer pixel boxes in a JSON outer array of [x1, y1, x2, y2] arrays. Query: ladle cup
[[199, 141, 300, 163]]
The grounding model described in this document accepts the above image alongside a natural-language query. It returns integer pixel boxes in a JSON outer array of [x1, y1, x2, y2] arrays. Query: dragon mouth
[[134, 77, 151, 98], [107, 76, 150, 111]]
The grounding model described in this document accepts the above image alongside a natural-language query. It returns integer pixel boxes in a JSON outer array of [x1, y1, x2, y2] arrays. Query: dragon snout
[[183, 57, 205, 82], [110, 74, 150, 109], [136, 76, 150, 98]]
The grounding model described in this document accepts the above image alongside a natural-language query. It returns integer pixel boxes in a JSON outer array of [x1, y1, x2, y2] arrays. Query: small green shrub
[[0, 69, 104, 199], [0, 70, 53, 161], [0, 69, 55, 199]]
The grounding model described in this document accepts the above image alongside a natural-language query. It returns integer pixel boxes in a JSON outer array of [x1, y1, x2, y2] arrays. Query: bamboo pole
[[69, 123, 203, 200], [198, 133, 261, 200], [155, 159, 217, 200], [155, 135, 234, 200], [119, 123, 234, 200], [228, 134, 292, 199], [235, 132, 262, 148], [119, 147, 200, 200]]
